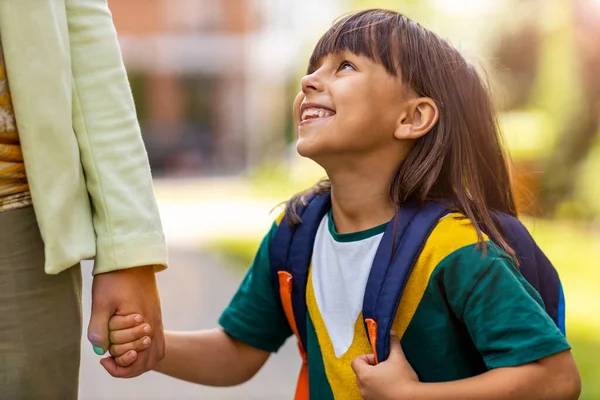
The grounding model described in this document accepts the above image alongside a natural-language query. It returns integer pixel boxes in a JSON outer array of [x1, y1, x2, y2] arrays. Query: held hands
[[351, 331, 421, 400], [87, 266, 165, 378], [103, 313, 154, 370]]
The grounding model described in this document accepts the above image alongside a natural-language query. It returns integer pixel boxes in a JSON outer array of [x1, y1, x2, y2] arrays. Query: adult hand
[[87, 265, 165, 378]]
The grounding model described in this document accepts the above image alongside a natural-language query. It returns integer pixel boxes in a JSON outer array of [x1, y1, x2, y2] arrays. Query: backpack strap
[[363, 205, 567, 365], [490, 213, 565, 335], [270, 192, 332, 399], [362, 201, 450, 363]]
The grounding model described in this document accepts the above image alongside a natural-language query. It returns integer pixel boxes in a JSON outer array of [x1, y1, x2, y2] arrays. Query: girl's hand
[[104, 314, 153, 368], [351, 331, 420, 400]]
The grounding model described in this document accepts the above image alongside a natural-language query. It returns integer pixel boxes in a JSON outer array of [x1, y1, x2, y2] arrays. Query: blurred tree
[[490, 1, 542, 110], [537, 0, 600, 215], [472, 0, 599, 216]]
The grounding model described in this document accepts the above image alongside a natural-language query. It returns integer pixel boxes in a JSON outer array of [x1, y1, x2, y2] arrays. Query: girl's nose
[[301, 72, 324, 94]]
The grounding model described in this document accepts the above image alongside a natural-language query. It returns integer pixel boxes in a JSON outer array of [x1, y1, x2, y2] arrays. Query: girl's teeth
[[301, 108, 334, 120]]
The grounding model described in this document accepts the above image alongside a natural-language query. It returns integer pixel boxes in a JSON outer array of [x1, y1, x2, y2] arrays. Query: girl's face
[[293, 51, 410, 168]]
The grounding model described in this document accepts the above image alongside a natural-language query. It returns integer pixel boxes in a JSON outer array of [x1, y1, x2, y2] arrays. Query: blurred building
[[108, 0, 344, 176]]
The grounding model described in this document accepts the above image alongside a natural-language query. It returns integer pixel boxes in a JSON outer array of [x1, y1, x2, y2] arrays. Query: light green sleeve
[[65, 0, 167, 274]]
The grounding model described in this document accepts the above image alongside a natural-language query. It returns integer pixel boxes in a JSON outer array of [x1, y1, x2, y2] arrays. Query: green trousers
[[0, 206, 82, 399]]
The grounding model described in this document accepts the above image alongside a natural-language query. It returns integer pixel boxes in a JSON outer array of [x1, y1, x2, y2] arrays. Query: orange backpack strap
[[270, 193, 332, 399], [278, 271, 308, 400]]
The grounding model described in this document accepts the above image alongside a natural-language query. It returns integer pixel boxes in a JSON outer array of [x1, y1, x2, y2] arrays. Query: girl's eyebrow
[[308, 54, 334, 73], [310, 58, 325, 72], [316, 52, 345, 66]]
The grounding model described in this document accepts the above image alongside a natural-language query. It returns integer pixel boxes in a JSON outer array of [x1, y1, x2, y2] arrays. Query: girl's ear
[[394, 97, 439, 140]]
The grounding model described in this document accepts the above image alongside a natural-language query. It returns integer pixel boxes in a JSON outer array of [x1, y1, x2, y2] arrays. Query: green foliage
[[205, 238, 260, 268], [246, 159, 326, 200], [499, 110, 557, 161], [572, 136, 600, 218], [530, 0, 583, 121], [523, 216, 600, 399]]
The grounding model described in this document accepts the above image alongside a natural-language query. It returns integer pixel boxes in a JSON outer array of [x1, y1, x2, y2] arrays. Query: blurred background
[[79, 0, 600, 398]]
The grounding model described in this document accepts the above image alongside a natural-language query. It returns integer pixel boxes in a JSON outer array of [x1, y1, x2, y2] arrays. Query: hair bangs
[[307, 9, 405, 76]]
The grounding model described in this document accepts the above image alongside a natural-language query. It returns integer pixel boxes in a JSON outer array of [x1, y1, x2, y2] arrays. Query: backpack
[[269, 192, 565, 400]]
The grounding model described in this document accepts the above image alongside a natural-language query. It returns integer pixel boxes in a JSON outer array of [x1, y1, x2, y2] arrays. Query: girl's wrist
[[387, 379, 423, 400]]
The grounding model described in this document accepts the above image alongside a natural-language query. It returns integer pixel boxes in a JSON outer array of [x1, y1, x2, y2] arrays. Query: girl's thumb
[[388, 330, 405, 359]]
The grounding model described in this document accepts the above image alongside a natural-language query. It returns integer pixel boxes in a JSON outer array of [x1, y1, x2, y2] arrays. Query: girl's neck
[[328, 171, 395, 234]]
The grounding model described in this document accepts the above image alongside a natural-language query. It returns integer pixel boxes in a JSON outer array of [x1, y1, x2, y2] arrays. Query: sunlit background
[[79, 0, 600, 398]]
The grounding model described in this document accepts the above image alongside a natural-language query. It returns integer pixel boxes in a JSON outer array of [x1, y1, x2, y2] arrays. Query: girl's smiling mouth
[[300, 102, 336, 125]]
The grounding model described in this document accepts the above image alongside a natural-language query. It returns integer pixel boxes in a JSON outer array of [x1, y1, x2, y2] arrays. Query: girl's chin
[[296, 139, 323, 160], [295, 140, 315, 159], [296, 140, 335, 167]]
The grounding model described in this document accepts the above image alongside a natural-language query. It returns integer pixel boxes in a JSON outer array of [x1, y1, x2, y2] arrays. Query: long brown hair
[[287, 9, 518, 259]]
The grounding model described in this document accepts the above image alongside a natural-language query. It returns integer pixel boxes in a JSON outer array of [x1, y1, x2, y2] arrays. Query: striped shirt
[[0, 39, 31, 212]]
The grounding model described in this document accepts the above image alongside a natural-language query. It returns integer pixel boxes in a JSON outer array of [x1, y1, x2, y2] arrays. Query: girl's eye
[[338, 61, 356, 71]]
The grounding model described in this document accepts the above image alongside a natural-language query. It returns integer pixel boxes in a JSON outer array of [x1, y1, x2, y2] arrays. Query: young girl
[[103, 9, 580, 399]]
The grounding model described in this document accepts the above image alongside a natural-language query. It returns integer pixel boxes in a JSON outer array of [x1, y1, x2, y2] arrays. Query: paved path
[[78, 251, 298, 399]]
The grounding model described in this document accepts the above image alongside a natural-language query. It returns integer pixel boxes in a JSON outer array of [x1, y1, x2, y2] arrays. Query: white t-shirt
[[311, 211, 386, 358]]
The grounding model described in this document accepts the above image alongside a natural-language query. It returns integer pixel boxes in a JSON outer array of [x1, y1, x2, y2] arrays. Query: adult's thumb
[[87, 305, 112, 355]]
